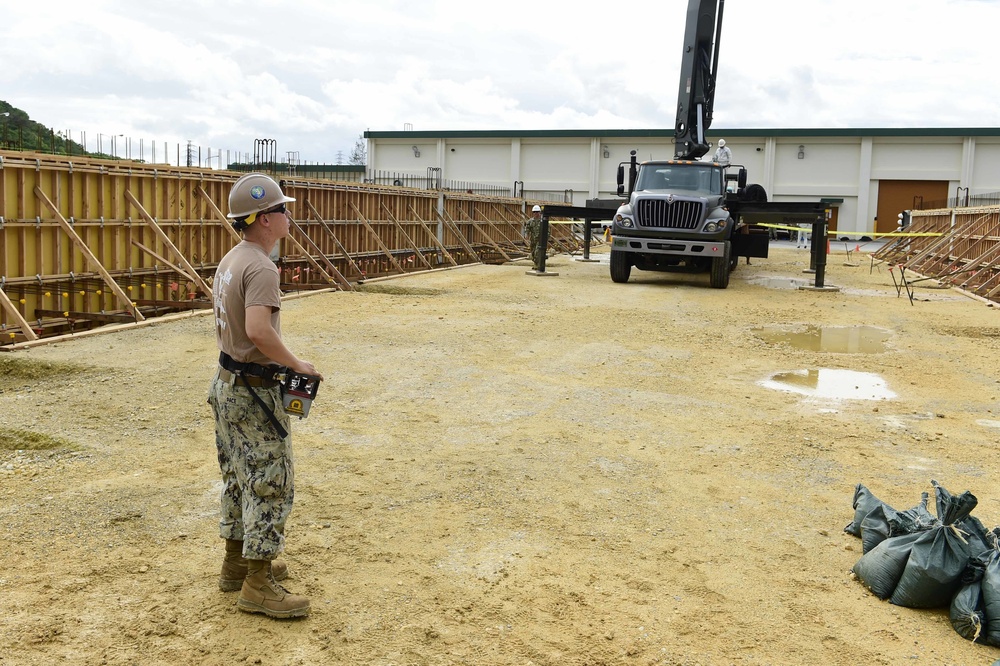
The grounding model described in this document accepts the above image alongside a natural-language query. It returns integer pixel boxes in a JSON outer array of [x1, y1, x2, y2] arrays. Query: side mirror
[[616, 164, 625, 196], [737, 168, 748, 190]]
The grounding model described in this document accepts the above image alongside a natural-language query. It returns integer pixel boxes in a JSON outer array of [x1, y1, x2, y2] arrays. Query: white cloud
[[2, 0, 999, 163]]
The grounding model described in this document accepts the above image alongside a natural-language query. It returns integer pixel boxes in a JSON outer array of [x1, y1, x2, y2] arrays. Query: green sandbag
[[854, 481, 976, 608]]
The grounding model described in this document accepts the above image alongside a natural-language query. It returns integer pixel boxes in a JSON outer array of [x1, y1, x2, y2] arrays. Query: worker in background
[[208, 172, 322, 619], [713, 139, 732, 167], [795, 223, 811, 249], [524, 204, 543, 271]]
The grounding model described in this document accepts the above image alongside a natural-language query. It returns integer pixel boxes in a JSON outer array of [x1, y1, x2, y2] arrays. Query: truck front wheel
[[610, 249, 632, 283], [710, 242, 731, 289]]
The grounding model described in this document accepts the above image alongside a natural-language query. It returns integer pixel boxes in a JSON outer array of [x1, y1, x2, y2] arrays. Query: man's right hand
[[291, 360, 323, 381]]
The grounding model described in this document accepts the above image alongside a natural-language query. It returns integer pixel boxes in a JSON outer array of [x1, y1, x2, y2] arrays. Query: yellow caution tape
[[756, 223, 942, 237], [544, 219, 941, 238]]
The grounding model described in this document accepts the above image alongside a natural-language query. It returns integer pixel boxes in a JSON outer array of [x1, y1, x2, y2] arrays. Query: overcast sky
[[2, 0, 997, 165]]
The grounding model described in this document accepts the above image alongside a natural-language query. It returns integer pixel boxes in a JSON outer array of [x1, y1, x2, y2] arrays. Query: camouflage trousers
[[208, 370, 294, 561], [526, 223, 542, 270]]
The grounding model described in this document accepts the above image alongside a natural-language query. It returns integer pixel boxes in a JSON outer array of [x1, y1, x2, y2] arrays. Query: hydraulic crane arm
[[674, 0, 725, 160]]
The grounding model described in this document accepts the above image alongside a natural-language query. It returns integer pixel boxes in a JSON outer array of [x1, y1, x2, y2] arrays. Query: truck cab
[[610, 156, 752, 288]]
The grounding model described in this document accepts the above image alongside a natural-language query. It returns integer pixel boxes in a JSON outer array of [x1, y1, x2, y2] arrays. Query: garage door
[[876, 180, 949, 234]]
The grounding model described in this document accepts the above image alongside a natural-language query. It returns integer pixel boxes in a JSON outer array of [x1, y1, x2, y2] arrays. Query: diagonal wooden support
[[438, 210, 481, 261], [380, 202, 432, 269], [131, 240, 196, 282], [489, 203, 530, 251], [452, 209, 510, 261], [196, 186, 243, 244], [287, 216, 350, 290], [34, 185, 145, 322], [907, 216, 975, 274], [349, 202, 406, 274], [282, 226, 337, 288], [306, 201, 363, 281], [407, 205, 458, 266], [458, 208, 519, 258], [124, 189, 213, 300], [550, 220, 580, 253], [932, 212, 999, 278], [0, 287, 39, 341]]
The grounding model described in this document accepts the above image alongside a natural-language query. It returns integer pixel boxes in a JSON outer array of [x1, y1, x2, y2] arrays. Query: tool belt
[[219, 352, 283, 381], [218, 352, 288, 438], [218, 368, 278, 387]]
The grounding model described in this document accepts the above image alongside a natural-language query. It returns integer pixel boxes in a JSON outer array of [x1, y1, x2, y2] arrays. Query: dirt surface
[[3, 243, 1000, 666]]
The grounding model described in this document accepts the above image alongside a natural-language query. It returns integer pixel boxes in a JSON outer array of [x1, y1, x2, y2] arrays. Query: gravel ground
[[2, 244, 1000, 666]]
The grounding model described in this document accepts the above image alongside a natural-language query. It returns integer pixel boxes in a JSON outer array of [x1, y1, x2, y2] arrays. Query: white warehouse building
[[364, 128, 1000, 238]]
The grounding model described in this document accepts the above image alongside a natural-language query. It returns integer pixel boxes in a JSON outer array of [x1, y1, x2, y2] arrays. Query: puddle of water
[[761, 368, 896, 400], [753, 325, 891, 353]]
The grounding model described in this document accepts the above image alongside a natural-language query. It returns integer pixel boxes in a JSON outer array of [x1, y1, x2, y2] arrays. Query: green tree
[[349, 134, 367, 165]]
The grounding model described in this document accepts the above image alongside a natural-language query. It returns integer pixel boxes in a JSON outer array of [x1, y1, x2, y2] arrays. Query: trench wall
[[0, 151, 575, 347]]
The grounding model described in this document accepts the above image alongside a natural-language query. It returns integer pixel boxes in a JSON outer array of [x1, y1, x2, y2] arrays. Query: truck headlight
[[615, 214, 634, 229], [704, 219, 727, 233]]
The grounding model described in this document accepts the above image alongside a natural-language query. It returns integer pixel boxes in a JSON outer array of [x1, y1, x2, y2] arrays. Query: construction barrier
[[871, 207, 1000, 305], [0, 151, 585, 347]]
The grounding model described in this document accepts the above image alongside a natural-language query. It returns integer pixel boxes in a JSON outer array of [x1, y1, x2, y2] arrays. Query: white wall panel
[[443, 141, 511, 184], [368, 130, 1000, 233]]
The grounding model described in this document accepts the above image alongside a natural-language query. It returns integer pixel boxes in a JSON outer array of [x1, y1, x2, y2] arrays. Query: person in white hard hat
[[524, 204, 543, 271], [712, 139, 732, 167], [208, 172, 322, 619]]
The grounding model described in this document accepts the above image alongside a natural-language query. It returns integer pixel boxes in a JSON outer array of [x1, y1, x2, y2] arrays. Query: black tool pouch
[[219, 352, 288, 438]]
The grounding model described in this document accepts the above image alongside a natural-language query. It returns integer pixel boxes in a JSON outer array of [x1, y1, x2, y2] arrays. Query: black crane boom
[[673, 0, 725, 160]]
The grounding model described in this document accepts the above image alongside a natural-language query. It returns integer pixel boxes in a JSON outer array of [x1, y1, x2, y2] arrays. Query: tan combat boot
[[219, 539, 288, 592], [237, 559, 310, 618]]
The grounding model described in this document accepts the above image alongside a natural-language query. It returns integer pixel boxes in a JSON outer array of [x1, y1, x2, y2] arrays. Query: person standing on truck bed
[[712, 139, 732, 167]]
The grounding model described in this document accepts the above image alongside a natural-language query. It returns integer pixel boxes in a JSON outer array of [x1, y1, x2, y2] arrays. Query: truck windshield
[[635, 164, 723, 195]]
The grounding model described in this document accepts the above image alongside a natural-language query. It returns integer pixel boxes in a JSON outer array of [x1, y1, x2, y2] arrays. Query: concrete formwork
[[0, 152, 581, 348], [872, 206, 1000, 303]]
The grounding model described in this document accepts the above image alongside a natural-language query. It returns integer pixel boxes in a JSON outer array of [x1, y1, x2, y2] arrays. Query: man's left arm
[[245, 305, 323, 380]]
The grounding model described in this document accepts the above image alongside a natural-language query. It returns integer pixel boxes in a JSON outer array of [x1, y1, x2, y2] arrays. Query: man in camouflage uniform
[[524, 204, 543, 271], [208, 172, 322, 619]]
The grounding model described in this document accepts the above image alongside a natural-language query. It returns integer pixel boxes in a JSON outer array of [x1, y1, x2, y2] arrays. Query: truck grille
[[635, 198, 704, 230]]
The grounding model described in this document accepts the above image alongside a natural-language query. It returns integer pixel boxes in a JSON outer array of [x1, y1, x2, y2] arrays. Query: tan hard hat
[[227, 173, 295, 224], [532, 205, 541, 212]]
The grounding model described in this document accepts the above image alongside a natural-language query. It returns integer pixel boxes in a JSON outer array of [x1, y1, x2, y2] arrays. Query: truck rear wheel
[[610, 249, 632, 283], [710, 242, 731, 289]]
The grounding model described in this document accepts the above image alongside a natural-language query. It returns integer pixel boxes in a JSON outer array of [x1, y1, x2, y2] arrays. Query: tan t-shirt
[[213, 241, 282, 366]]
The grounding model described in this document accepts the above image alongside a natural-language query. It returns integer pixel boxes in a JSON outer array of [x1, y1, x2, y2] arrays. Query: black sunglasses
[[264, 203, 287, 215]]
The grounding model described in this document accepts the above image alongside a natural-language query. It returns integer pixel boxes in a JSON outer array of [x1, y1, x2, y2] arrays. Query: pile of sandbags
[[846, 480, 1000, 646]]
